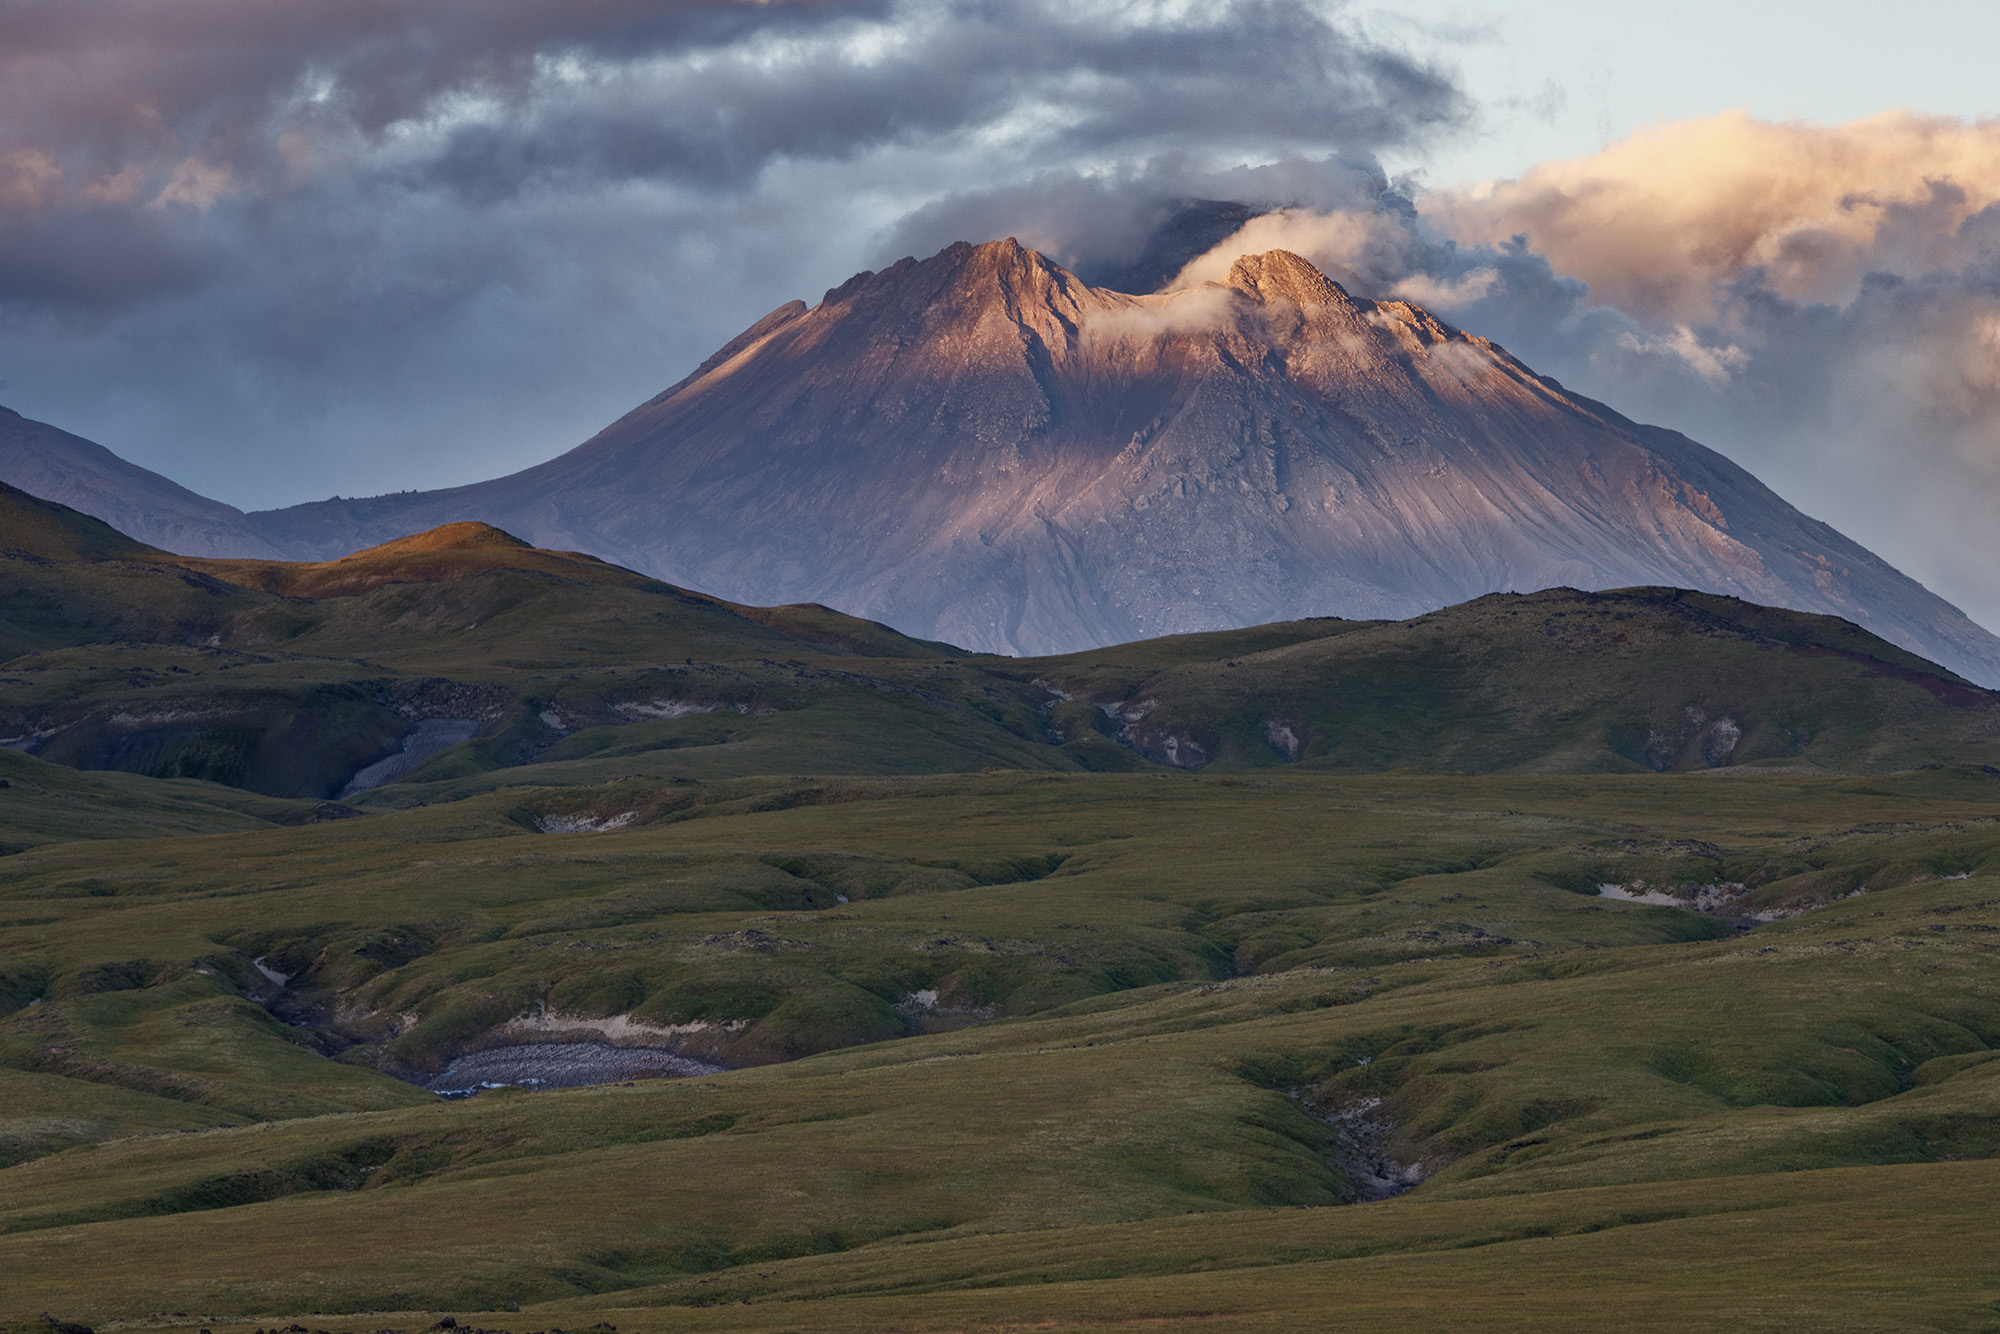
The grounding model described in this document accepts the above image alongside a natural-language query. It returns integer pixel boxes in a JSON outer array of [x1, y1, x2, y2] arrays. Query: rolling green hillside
[[6, 493, 2000, 1328], [4, 488, 1997, 806], [1034, 586, 2000, 774], [2, 764, 1999, 1326], [0, 482, 270, 660], [0, 489, 1048, 798]]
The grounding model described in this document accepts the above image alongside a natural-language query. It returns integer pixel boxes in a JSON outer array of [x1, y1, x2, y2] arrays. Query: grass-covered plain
[[3, 760, 1999, 1328]]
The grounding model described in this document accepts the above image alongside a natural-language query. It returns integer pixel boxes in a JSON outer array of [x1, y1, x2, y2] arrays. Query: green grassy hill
[[0, 483, 270, 660], [1032, 586, 2000, 773], [0, 493, 1049, 798], [4, 494, 1997, 804]]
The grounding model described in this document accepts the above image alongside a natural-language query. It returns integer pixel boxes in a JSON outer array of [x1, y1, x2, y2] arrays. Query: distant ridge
[[180, 520, 642, 599], [0, 405, 288, 559], [363, 521, 533, 554]]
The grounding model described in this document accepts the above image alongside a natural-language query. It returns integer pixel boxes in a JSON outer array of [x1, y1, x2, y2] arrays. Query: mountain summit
[[11, 240, 1999, 682]]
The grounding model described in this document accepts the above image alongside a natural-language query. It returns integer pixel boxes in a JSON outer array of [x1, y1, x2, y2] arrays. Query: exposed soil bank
[[1292, 1091, 1426, 1202], [422, 1041, 724, 1097]]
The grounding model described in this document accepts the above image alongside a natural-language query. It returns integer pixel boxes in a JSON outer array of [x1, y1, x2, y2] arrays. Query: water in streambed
[[339, 718, 481, 798], [424, 1041, 725, 1097]]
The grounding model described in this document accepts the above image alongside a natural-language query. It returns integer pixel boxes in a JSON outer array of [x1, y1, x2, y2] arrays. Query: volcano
[[12, 239, 2000, 683]]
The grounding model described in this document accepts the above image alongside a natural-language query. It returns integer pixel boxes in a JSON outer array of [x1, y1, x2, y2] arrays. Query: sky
[[2, 0, 1998, 627], [1370, 1, 2000, 187]]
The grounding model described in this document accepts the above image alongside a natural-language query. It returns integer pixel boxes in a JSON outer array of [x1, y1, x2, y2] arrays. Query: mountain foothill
[[2, 480, 1996, 804]]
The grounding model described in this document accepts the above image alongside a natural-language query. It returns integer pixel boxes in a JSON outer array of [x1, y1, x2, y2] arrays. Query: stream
[[423, 1041, 726, 1097]]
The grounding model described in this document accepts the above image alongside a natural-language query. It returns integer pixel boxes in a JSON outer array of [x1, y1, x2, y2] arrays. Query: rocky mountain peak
[[1222, 248, 1355, 309]]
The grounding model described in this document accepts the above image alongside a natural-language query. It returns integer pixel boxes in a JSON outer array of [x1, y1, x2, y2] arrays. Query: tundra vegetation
[[3, 486, 1999, 1330]]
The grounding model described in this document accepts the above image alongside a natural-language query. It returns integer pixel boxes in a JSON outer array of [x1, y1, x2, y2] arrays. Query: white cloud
[[1165, 206, 1416, 292], [1613, 325, 1748, 388], [1430, 109, 2000, 320]]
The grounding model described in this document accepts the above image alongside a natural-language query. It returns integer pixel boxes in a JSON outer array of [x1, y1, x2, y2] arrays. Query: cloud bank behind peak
[[1167, 112, 2000, 631]]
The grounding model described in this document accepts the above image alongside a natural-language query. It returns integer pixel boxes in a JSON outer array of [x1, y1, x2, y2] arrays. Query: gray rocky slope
[[0, 406, 288, 559], [8, 239, 1998, 684]]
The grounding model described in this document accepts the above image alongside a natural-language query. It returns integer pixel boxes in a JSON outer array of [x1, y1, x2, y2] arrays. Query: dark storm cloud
[[0, 1, 872, 154], [0, 0, 1466, 505], [0, 0, 1465, 309], [421, 1, 1463, 196], [0, 0, 881, 309]]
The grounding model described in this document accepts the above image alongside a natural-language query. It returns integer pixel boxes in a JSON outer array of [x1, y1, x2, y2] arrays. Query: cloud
[[1433, 113, 2000, 630], [1165, 205, 1416, 290], [1612, 324, 1748, 388], [0, 0, 1466, 311], [1429, 109, 2000, 321], [1077, 281, 1243, 349], [0, 150, 62, 213], [1384, 265, 1498, 310], [878, 154, 1406, 287], [0, 0, 1464, 507]]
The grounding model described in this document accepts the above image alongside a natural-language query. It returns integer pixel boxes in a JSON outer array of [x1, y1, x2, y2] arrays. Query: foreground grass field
[[11, 1163, 2000, 1330], [3, 760, 1998, 1328]]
